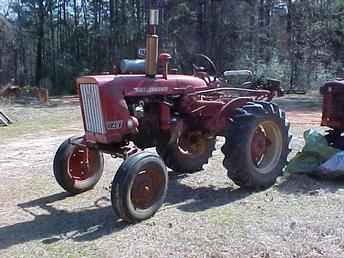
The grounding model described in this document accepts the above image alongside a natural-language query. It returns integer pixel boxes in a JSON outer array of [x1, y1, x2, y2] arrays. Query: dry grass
[[1, 94, 344, 258], [0, 99, 82, 139]]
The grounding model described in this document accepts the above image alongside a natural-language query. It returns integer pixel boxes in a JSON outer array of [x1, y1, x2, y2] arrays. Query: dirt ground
[[1, 94, 344, 258]]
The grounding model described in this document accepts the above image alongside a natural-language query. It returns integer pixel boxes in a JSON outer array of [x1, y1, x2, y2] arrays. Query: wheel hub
[[131, 169, 163, 210], [249, 120, 283, 174], [251, 127, 271, 164], [68, 147, 97, 181]]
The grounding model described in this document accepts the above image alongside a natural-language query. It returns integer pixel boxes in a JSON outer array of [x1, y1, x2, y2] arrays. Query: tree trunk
[[35, 0, 45, 87]]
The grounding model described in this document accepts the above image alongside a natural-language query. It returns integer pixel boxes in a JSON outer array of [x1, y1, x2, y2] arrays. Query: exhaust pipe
[[145, 9, 159, 77]]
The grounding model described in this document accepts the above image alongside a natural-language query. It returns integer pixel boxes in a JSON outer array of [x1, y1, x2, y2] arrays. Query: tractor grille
[[79, 84, 106, 134]]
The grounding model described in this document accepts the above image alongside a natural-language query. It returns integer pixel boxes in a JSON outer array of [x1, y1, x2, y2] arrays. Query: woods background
[[0, 0, 344, 94]]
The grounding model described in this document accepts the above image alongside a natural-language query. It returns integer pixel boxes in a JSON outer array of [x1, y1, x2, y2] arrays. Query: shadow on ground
[[0, 171, 251, 250], [277, 173, 344, 195], [164, 171, 251, 212], [0, 192, 126, 250], [3, 173, 343, 249]]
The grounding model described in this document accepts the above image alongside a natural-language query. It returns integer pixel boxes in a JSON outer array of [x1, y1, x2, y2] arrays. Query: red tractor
[[321, 79, 344, 149], [53, 9, 291, 223]]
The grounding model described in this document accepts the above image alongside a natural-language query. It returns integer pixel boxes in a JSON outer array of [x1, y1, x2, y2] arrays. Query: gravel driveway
[[1, 95, 344, 258]]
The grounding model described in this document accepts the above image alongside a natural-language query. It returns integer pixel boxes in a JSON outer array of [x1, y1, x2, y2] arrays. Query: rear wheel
[[111, 152, 168, 223], [53, 137, 104, 194], [157, 131, 216, 173], [222, 102, 291, 189]]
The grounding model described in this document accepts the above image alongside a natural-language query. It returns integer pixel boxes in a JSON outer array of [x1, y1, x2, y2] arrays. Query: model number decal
[[106, 120, 123, 130], [133, 87, 168, 93]]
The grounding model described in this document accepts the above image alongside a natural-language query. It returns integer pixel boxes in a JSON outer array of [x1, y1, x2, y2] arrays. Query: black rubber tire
[[325, 129, 344, 149], [111, 152, 168, 223], [53, 137, 104, 194], [222, 102, 291, 189], [156, 136, 216, 173]]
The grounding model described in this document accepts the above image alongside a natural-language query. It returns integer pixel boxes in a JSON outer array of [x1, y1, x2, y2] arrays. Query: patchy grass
[[0, 102, 82, 139], [1, 94, 344, 258]]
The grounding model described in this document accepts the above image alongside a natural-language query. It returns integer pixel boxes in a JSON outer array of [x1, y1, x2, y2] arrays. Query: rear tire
[[53, 137, 104, 194], [156, 132, 215, 173], [111, 152, 168, 223], [222, 102, 291, 189]]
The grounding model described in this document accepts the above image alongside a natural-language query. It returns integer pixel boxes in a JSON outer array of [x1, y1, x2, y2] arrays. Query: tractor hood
[[77, 74, 208, 96]]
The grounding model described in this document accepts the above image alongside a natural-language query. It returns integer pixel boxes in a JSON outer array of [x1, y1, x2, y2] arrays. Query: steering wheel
[[192, 54, 218, 84]]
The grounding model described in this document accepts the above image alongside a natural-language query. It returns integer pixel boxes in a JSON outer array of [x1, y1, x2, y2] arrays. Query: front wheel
[[53, 137, 104, 194], [222, 102, 291, 189], [111, 152, 168, 223]]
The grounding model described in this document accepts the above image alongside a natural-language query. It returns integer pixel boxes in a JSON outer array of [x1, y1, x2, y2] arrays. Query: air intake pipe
[[145, 9, 159, 77]]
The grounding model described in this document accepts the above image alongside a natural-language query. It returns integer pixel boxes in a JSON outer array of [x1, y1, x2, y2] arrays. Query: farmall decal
[[106, 120, 124, 130], [133, 87, 168, 94]]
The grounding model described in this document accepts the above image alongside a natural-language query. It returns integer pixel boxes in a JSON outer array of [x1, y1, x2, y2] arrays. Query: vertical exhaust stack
[[145, 9, 159, 77]]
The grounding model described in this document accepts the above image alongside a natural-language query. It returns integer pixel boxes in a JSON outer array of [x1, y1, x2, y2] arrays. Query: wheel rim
[[178, 132, 209, 157], [67, 146, 98, 181], [130, 166, 165, 210], [250, 121, 283, 174]]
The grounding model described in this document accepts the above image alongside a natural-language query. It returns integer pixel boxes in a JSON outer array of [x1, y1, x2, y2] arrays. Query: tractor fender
[[213, 97, 253, 134]]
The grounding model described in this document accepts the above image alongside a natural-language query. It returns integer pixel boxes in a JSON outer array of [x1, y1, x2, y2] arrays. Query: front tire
[[53, 137, 104, 194], [222, 102, 291, 189], [111, 152, 168, 223]]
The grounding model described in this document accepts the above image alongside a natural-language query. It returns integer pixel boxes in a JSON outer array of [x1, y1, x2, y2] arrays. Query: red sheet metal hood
[[77, 74, 208, 96]]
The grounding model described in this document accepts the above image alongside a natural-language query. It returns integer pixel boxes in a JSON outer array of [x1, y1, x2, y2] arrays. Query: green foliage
[[2, 0, 344, 93], [337, 0, 344, 8]]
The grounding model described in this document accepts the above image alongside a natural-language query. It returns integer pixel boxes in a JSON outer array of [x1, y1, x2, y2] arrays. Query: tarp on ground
[[285, 129, 340, 174], [317, 151, 344, 178]]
